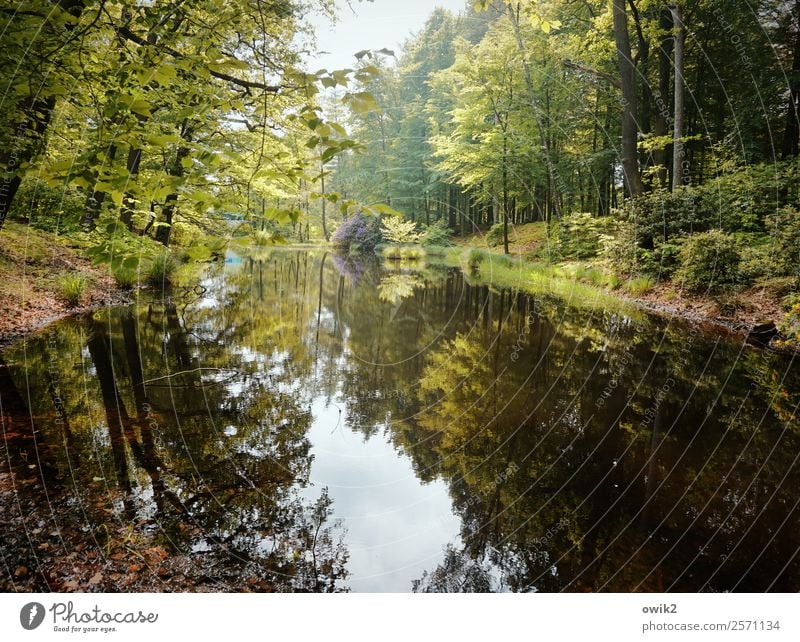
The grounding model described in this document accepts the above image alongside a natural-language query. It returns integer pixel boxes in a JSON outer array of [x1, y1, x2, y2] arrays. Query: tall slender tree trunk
[[654, 8, 674, 188], [502, 135, 510, 255], [670, 4, 687, 191], [612, 0, 644, 197], [782, 0, 800, 159], [507, 5, 562, 218], [320, 162, 330, 242]]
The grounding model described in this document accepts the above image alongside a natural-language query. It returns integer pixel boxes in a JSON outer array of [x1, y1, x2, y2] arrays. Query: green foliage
[[112, 267, 138, 289], [382, 245, 426, 261], [9, 180, 83, 234], [486, 223, 506, 246], [554, 214, 613, 260], [421, 220, 453, 246], [462, 247, 490, 271], [621, 160, 800, 248], [778, 293, 800, 345], [674, 230, 743, 293], [623, 277, 655, 297], [765, 207, 800, 278], [56, 274, 87, 307], [381, 216, 422, 244], [146, 251, 177, 286]]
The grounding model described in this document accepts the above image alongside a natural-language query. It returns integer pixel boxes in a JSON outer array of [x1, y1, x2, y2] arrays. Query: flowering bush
[[331, 211, 381, 253]]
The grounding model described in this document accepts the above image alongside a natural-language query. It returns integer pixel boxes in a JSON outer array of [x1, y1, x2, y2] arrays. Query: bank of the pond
[[429, 244, 797, 350], [0, 223, 132, 346]]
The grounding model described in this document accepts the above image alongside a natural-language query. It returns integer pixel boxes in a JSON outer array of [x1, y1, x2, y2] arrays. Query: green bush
[[146, 251, 177, 285], [554, 213, 613, 260], [620, 158, 800, 248], [112, 266, 138, 288], [421, 220, 453, 246], [764, 207, 800, 278], [56, 273, 87, 306], [778, 293, 800, 345], [9, 179, 84, 234], [674, 230, 742, 293], [381, 216, 422, 244], [462, 247, 489, 271], [486, 222, 505, 246]]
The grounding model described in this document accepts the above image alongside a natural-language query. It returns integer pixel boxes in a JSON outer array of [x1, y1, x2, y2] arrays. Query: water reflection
[[1, 249, 798, 592]]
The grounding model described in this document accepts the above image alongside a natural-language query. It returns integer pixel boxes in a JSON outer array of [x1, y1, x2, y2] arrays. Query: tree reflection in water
[[1, 249, 798, 592]]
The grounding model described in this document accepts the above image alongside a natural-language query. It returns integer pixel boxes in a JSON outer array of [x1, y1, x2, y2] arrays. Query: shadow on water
[[1, 248, 799, 592]]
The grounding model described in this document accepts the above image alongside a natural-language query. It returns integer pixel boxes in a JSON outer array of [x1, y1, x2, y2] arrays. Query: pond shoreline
[[431, 245, 798, 353], [0, 223, 134, 348]]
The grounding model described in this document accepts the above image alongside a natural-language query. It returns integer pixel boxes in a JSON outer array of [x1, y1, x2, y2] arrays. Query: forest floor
[[450, 222, 793, 347], [0, 222, 131, 346]]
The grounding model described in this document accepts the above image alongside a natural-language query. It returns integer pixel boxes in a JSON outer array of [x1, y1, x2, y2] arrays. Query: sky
[[305, 0, 467, 72]]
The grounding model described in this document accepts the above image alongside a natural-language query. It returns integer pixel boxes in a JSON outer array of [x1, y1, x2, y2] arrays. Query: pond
[[1, 249, 799, 592]]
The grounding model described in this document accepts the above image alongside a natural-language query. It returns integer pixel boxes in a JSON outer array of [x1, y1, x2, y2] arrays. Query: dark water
[[1, 249, 799, 592]]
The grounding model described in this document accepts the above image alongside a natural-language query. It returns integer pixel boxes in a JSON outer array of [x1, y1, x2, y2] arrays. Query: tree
[[612, 0, 644, 196]]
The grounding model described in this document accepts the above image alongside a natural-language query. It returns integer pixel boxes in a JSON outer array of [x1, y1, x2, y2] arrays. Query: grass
[[112, 266, 138, 288], [623, 276, 656, 297], [446, 246, 641, 316], [56, 273, 87, 307], [146, 251, 177, 285], [382, 244, 427, 261]]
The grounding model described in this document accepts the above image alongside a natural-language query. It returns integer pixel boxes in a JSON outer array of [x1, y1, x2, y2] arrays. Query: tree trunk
[[654, 8, 674, 188], [507, 5, 562, 217], [120, 146, 143, 230], [612, 0, 644, 196], [671, 4, 687, 191], [320, 163, 330, 242], [782, 0, 800, 159], [156, 121, 192, 246], [0, 0, 87, 232]]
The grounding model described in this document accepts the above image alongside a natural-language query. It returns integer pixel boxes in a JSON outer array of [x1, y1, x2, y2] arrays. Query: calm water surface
[[1, 249, 799, 592]]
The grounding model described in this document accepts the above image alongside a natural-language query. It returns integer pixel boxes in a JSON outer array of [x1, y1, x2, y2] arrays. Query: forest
[[1, 0, 799, 344], [2, 0, 800, 599]]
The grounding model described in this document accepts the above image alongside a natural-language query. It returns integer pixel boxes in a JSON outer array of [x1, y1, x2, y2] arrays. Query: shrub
[[462, 247, 489, 271], [778, 293, 800, 345], [381, 216, 422, 244], [331, 211, 381, 253], [486, 223, 505, 246], [56, 273, 87, 307], [674, 230, 742, 293], [9, 179, 84, 233], [554, 213, 614, 260], [421, 220, 453, 246], [382, 245, 426, 261], [764, 207, 800, 278], [113, 266, 138, 288], [620, 158, 800, 248], [147, 251, 177, 285], [600, 219, 639, 275]]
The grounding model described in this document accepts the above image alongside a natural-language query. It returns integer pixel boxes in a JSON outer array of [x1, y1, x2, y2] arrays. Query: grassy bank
[[0, 223, 130, 344], [436, 223, 798, 348]]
